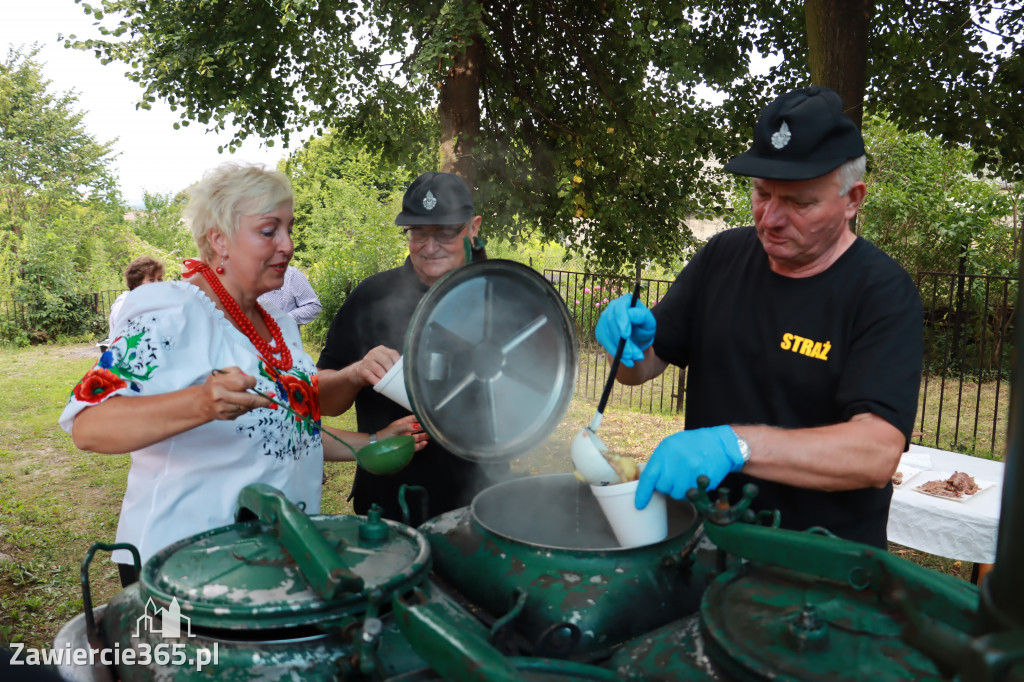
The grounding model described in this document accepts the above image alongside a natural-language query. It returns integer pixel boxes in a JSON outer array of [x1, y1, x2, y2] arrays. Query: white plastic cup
[[372, 356, 412, 411], [590, 470, 668, 548]]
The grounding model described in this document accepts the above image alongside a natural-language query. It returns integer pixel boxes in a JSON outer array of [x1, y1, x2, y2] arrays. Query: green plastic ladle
[[351, 435, 416, 475], [249, 389, 416, 475]]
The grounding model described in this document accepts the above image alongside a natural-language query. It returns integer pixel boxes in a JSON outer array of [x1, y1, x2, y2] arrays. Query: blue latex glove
[[635, 425, 746, 509], [594, 294, 656, 368]]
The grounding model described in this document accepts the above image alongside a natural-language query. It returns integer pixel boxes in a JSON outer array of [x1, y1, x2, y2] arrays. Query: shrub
[[300, 178, 409, 347]]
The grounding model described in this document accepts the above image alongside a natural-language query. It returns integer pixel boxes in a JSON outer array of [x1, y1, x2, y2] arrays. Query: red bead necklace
[[186, 260, 293, 371]]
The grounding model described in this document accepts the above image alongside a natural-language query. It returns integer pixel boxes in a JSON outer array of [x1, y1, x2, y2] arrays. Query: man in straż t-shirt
[[596, 86, 923, 548]]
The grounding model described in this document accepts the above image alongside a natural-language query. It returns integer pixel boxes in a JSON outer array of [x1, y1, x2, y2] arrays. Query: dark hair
[[124, 256, 165, 290]]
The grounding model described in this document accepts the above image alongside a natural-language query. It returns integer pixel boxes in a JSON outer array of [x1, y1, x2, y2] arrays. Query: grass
[[0, 342, 362, 648], [0, 341, 985, 650]]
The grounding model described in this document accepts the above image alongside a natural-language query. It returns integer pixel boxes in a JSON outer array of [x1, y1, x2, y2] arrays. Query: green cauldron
[[419, 473, 714, 660]]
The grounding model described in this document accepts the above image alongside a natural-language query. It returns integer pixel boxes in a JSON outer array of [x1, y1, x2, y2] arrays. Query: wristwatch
[[730, 427, 751, 464], [368, 432, 378, 444]]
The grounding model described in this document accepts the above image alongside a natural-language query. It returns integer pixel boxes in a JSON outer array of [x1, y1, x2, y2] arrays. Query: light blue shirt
[[258, 266, 322, 326]]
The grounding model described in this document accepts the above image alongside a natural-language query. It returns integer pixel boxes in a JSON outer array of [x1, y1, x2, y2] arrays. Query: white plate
[[912, 471, 995, 503], [891, 464, 922, 489]]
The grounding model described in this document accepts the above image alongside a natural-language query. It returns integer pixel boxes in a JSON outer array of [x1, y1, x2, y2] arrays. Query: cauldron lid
[[405, 259, 578, 461], [700, 565, 944, 679], [139, 514, 431, 630]]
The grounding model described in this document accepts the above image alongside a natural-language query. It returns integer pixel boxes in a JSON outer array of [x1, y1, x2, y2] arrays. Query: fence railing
[[545, 268, 1016, 459], [915, 271, 1015, 458], [0, 290, 124, 339]]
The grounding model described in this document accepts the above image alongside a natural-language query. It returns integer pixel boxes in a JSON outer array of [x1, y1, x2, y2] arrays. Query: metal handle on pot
[[399, 484, 428, 526], [81, 542, 140, 646], [393, 587, 526, 682], [490, 588, 528, 645], [235, 483, 364, 600]]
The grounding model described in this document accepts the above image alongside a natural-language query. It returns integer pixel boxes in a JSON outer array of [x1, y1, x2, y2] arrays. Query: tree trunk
[[805, 0, 872, 131], [438, 21, 483, 191]]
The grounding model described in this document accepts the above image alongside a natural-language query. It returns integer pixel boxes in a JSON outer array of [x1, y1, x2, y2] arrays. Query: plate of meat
[[914, 471, 994, 502], [891, 464, 922, 489]]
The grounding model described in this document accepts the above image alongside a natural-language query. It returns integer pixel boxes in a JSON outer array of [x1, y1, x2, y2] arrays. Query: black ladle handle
[[597, 272, 643, 416]]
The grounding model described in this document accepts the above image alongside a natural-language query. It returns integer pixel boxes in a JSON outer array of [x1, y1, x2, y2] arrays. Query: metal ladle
[[251, 389, 416, 475], [571, 273, 643, 485]]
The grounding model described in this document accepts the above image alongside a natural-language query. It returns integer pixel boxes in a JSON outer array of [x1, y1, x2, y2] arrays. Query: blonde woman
[[61, 163, 424, 586]]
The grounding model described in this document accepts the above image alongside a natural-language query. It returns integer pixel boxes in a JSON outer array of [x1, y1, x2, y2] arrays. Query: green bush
[[300, 178, 409, 347], [14, 224, 101, 340]]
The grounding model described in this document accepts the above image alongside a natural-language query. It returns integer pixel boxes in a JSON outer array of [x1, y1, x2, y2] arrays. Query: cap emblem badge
[[422, 190, 437, 210], [771, 121, 792, 150]]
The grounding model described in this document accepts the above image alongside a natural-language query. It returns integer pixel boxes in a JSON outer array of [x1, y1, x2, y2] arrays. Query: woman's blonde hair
[[183, 163, 293, 263]]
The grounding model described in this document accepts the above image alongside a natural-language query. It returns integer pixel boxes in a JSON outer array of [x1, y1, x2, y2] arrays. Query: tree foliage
[[0, 45, 143, 342], [859, 2, 1023, 178], [66, 1, 755, 271], [129, 190, 193, 264], [63, 0, 1024, 272], [281, 132, 414, 345], [859, 113, 1020, 279], [0, 45, 120, 236]]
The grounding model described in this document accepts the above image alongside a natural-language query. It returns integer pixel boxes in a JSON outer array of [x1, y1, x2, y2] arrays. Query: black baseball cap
[[395, 172, 475, 226], [724, 86, 865, 181]]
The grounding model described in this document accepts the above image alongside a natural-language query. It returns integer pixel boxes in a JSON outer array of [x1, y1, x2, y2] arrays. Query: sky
[[1, 0, 299, 207]]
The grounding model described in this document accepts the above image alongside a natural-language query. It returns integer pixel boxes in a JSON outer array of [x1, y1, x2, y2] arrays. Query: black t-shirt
[[652, 227, 923, 548], [318, 258, 493, 526]]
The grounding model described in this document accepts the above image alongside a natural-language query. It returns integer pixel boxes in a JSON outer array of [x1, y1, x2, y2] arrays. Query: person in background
[[60, 162, 423, 588], [596, 86, 923, 548], [105, 256, 164, 342], [316, 172, 497, 526], [258, 264, 322, 327]]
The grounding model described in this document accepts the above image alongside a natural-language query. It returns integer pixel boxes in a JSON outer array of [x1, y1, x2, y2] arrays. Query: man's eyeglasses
[[402, 225, 466, 245]]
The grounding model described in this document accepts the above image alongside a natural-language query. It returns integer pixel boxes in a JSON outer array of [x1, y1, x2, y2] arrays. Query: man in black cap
[[316, 172, 489, 525], [595, 86, 923, 548]]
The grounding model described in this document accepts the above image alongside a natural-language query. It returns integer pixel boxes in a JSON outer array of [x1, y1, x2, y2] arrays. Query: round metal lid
[[404, 259, 578, 461], [700, 566, 943, 679], [140, 514, 431, 630]]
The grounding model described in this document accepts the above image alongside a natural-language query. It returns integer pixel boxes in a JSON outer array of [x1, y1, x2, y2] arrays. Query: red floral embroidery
[[311, 374, 321, 422], [73, 368, 127, 404], [261, 358, 282, 383], [280, 374, 315, 422]]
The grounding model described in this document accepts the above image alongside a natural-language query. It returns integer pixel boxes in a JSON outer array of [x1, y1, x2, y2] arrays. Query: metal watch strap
[[368, 432, 378, 444], [730, 427, 751, 464]]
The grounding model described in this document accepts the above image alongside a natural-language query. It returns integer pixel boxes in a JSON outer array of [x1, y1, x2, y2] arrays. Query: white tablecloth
[[887, 444, 1004, 564]]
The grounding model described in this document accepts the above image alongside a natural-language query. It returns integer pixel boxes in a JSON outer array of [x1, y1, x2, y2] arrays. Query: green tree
[[0, 45, 120, 236], [282, 130, 432, 257], [68, 1, 1022, 270], [129, 190, 193, 263], [859, 113, 1015, 278], [0, 45, 139, 342], [282, 133, 415, 345], [65, 1, 755, 271]]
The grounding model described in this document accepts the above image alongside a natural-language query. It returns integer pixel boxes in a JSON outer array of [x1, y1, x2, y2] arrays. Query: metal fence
[[0, 290, 124, 339], [915, 271, 1015, 458], [545, 268, 1016, 459], [86, 290, 125, 320]]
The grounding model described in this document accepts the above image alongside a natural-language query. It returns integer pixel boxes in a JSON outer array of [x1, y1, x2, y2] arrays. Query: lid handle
[[235, 483, 364, 600]]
